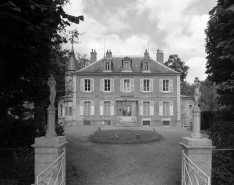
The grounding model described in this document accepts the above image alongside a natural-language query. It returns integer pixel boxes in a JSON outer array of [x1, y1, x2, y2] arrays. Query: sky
[[63, 0, 217, 84]]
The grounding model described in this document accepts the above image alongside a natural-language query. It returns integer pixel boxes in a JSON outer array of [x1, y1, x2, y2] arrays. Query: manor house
[[58, 46, 193, 127]]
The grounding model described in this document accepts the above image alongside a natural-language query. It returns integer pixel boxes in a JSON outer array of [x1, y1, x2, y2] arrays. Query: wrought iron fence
[[181, 150, 211, 185], [36, 149, 65, 185], [0, 148, 34, 185]]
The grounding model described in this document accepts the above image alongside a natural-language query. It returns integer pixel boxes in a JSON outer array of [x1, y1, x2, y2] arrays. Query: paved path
[[65, 126, 191, 185]]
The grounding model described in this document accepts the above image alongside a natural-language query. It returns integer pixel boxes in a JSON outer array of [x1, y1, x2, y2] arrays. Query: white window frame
[[81, 78, 94, 92], [121, 78, 134, 92], [100, 100, 114, 116], [104, 61, 111, 72], [80, 100, 95, 116], [142, 61, 150, 72], [104, 79, 111, 92], [163, 80, 169, 92], [160, 79, 173, 93], [140, 100, 154, 117], [159, 101, 174, 117], [122, 61, 132, 72]]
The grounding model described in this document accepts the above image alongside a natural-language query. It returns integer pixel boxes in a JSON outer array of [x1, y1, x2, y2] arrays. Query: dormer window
[[103, 60, 112, 72], [142, 61, 150, 72], [124, 61, 130, 70]]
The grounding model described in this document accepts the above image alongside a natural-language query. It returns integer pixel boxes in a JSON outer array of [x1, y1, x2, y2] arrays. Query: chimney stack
[[156, 49, 164, 63], [106, 50, 112, 58], [90, 49, 97, 62], [144, 49, 149, 58]]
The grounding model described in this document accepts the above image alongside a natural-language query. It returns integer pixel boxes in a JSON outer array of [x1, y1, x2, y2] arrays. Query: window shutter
[[150, 79, 153, 92], [169, 79, 173, 92], [91, 79, 94, 92], [159, 79, 163, 92], [100, 79, 104, 92], [91, 101, 95, 115], [159, 101, 163, 116], [140, 79, 143, 92], [100, 101, 103, 116], [170, 101, 174, 116], [110, 101, 114, 115], [139, 101, 143, 116], [150, 101, 154, 116], [111, 79, 114, 92], [130, 79, 134, 92], [62, 106, 65, 117], [80, 79, 84, 92], [80, 101, 84, 115], [120, 79, 124, 92]]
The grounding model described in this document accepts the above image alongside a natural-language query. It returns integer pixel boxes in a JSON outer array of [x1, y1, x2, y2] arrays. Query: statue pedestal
[[46, 105, 57, 137], [180, 137, 214, 178], [32, 136, 67, 184], [191, 106, 202, 139]]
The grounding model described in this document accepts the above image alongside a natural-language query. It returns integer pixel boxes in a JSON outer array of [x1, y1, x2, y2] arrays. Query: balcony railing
[[36, 149, 66, 185], [181, 150, 210, 185]]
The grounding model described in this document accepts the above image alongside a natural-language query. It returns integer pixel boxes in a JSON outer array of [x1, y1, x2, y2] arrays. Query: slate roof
[[67, 45, 78, 71], [73, 55, 180, 75]]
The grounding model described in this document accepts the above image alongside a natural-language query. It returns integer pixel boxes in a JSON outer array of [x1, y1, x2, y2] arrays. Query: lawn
[[89, 129, 164, 144]]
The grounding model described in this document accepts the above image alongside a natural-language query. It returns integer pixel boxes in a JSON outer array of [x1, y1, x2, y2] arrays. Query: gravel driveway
[[65, 126, 191, 185]]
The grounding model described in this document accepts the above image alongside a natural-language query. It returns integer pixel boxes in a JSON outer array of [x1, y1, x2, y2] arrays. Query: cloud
[[186, 57, 207, 83]]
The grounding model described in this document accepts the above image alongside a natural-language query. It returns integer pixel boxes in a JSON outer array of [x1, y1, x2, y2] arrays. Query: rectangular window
[[60, 105, 63, 116], [124, 61, 131, 71], [143, 101, 150, 116], [143, 79, 150, 91], [84, 79, 91, 91], [163, 102, 170, 116], [65, 107, 68, 115], [123, 79, 130, 92], [84, 101, 91, 116], [104, 101, 111, 116], [69, 107, 72, 115], [143, 62, 149, 71], [163, 80, 169, 92], [104, 79, 111, 91], [105, 62, 110, 71]]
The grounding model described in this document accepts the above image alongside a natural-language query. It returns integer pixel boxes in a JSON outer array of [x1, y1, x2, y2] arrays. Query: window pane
[[104, 79, 110, 91], [124, 79, 130, 91], [144, 80, 149, 91], [104, 101, 110, 116], [85, 79, 91, 91], [143, 101, 150, 116], [84, 101, 91, 116], [163, 80, 169, 91], [163, 102, 169, 116]]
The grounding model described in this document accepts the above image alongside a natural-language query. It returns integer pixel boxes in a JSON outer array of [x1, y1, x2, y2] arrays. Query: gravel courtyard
[[65, 126, 191, 185]]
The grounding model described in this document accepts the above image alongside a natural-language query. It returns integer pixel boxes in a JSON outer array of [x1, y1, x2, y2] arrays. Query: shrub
[[201, 111, 220, 130], [208, 121, 234, 184]]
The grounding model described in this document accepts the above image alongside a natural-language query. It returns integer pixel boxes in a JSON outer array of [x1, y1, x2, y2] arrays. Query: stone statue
[[194, 77, 201, 107], [47, 75, 56, 105]]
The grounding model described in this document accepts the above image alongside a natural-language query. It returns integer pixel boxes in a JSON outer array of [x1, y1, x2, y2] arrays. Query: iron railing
[[181, 150, 211, 185], [36, 149, 66, 185]]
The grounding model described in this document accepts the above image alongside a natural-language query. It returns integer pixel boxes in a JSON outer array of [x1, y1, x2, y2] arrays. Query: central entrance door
[[116, 100, 137, 126]]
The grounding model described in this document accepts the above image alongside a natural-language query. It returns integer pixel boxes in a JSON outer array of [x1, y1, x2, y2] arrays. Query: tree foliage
[[206, 1, 234, 183], [0, 0, 83, 121], [164, 54, 189, 82]]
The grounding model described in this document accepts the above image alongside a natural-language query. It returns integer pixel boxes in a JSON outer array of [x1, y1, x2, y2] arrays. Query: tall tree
[[0, 0, 83, 121], [75, 52, 91, 70], [164, 54, 190, 82], [205, 1, 234, 184], [206, 0, 234, 119]]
